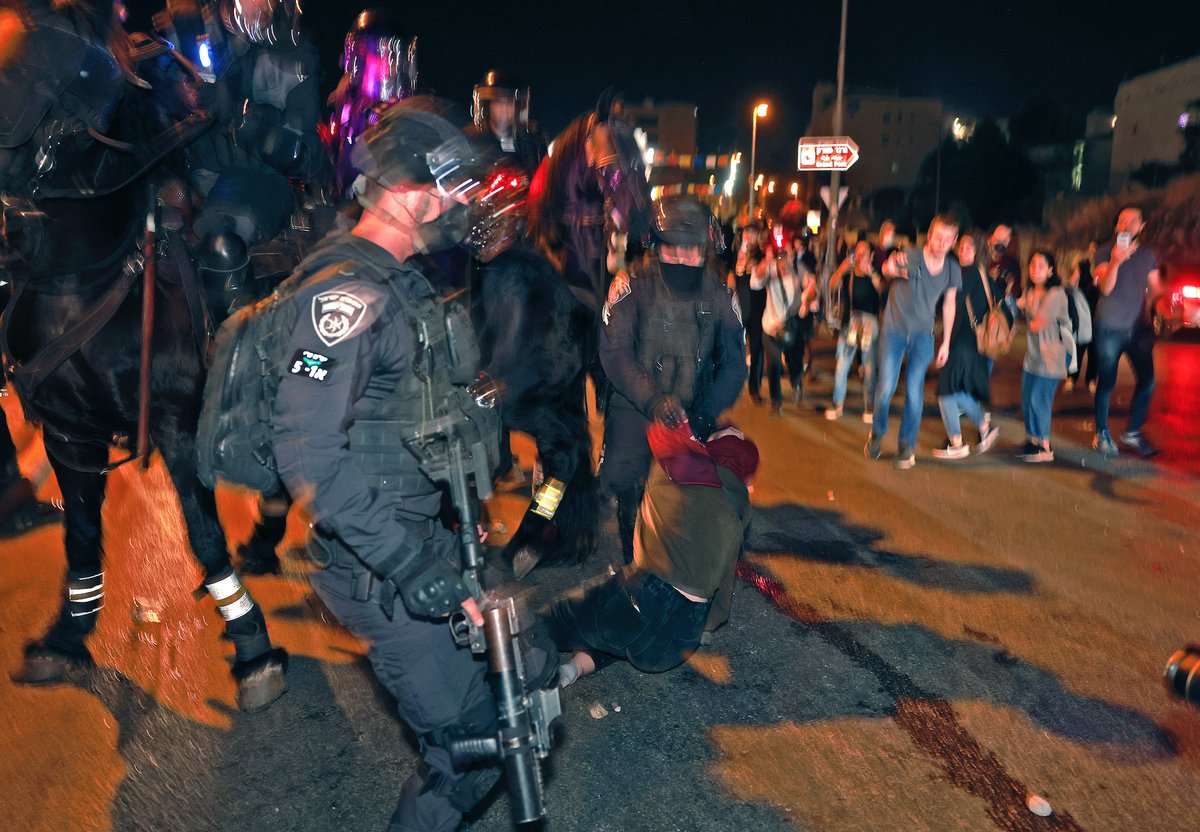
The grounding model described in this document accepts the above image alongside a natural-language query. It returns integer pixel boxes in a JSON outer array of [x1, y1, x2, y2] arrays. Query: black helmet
[[651, 196, 725, 254], [342, 8, 417, 101], [350, 97, 487, 200], [472, 69, 530, 131]]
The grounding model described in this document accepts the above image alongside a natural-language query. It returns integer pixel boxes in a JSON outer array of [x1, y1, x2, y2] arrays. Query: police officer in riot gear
[[269, 97, 511, 831], [466, 69, 547, 176], [599, 196, 747, 564], [154, 0, 325, 315]]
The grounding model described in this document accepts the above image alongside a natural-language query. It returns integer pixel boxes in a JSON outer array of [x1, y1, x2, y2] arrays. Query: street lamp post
[[822, 0, 849, 281], [749, 102, 768, 221]]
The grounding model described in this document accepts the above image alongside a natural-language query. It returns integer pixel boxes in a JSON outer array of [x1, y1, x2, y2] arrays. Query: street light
[[767, 179, 776, 194], [749, 102, 769, 220], [790, 182, 799, 197]]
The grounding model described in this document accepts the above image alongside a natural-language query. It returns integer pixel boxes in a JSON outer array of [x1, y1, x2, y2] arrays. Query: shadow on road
[[747, 502, 1035, 595]]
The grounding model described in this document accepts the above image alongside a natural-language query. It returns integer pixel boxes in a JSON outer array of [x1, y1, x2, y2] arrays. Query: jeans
[[544, 567, 710, 673], [831, 313, 878, 410], [1094, 324, 1155, 434], [1021, 371, 1059, 442], [937, 392, 986, 440], [872, 328, 935, 451], [763, 332, 805, 405]]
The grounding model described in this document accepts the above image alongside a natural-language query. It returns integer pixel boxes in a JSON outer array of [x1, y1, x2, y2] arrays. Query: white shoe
[[931, 441, 970, 460], [824, 406, 843, 420], [861, 412, 873, 425]]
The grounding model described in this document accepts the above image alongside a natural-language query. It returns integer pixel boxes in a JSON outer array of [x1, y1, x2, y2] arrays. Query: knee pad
[[196, 226, 251, 313]]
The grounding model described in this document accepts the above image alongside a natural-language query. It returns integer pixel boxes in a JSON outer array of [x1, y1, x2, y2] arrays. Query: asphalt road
[[2, 329, 1199, 832]]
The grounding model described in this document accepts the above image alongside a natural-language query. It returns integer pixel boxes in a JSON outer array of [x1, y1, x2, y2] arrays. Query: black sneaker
[[864, 434, 882, 460], [1016, 441, 1041, 459], [893, 446, 916, 469], [1022, 445, 1054, 463]]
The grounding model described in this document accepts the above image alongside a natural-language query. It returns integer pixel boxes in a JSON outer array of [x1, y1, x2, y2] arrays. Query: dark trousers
[[309, 525, 494, 832], [763, 332, 806, 405], [1094, 324, 1156, 435], [599, 397, 653, 563], [544, 567, 710, 673]]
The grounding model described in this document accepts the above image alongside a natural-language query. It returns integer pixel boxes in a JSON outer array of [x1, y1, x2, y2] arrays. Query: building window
[[896, 112, 903, 124], [910, 112, 916, 125], [882, 111, 891, 124], [882, 134, 889, 145]]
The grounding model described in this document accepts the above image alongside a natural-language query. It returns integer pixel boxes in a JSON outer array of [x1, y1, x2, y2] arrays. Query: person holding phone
[[1090, 207, 1162, 458]]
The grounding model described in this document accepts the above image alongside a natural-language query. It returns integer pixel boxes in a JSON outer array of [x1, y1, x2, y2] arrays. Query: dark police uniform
[[271, 230, 497, 832], [599, 253, 746, 561]]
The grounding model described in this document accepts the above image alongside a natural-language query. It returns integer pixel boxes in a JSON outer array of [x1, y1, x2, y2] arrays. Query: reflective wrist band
[[531, 477, 566, 520]]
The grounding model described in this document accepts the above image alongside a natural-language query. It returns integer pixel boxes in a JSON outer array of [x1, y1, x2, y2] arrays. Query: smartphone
[[1116, 232, 1132, 247]]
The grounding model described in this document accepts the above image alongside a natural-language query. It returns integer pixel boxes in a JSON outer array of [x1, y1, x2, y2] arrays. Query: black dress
[[936, 264, 1007, 402]]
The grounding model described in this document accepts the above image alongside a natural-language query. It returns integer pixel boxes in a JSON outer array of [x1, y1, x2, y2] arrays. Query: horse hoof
[[10, 645, 92, 686], [512, 548, 542, 581], [236, 544, 283, 576], [234, 650, 288, 713]]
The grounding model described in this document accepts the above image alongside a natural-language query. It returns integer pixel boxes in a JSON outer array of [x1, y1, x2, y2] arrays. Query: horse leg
[[154, 422, 287, 712], [11, 439, 107, 684], [237, 489, 289, 575], [502, 383, 599, 576]]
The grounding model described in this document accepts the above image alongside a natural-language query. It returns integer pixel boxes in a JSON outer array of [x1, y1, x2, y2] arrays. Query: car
[[1153, 262, 1200, 337]]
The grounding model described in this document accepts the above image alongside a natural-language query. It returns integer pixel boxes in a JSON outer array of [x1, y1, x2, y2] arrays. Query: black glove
[[650, 394, 686, 428], [396, 557, 472, 619], [691, 413, 715, 442]]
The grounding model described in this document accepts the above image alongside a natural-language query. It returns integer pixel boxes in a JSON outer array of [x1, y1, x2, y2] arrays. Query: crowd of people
[[727, 208, 1164, 467]]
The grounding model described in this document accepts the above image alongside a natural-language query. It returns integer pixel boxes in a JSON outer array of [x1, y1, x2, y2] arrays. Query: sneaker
[[1119, 430, 1160, 458], [792, 385, 804, 405], [864, 434, 882, 460], [557, 662, 581, 688], [861, 411, 873, 425], [976, 423, 1000, 454], [824, 406, 843, 420], [1016, 441, 1042, 459], [771, 402, 784, 417], [893, 446, 916, 469], [1092, 430, 1118, 457], [1064, 378, 1075, 393], [1022, 445, 1054, 463], [931, 440, 970, 460]]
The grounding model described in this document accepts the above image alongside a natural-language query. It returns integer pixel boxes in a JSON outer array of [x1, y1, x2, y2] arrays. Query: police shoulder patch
[[312, 290, 368, 347], [289, 349, 337, 382], [602, 271, 631, 326]]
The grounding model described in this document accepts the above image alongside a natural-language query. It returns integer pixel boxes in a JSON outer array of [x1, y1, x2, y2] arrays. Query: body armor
[[633, 259, 721, 409], [347, 266, 499, 503]]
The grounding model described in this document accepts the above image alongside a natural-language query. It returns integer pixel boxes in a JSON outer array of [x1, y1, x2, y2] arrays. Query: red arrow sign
[[797, 136, 860, 171]]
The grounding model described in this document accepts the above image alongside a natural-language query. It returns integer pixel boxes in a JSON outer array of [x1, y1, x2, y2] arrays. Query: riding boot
[[206, 568, 288, 712], [614, 486, 642, 566], [237, 496, 288, 575], [12, 569, 103, 684]]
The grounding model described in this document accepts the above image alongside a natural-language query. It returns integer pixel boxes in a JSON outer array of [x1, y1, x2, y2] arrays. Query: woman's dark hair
[[1028, 248, 1061, 289]]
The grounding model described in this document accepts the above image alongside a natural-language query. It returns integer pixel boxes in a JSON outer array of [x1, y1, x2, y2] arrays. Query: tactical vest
[[347, 267, 499, 503], [634, 260, 721, 409]]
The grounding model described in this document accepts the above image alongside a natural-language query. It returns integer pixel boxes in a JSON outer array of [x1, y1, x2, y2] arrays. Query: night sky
[[126, 0, 1199, 172]]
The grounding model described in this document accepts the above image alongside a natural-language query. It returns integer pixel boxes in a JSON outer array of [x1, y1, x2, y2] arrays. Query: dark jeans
[[598, 397, 653, 562], [763, 332, 806, 405], [1093, 324, 1155, 435], [544, 567, 710, 673], [737, 279, 766, 397]]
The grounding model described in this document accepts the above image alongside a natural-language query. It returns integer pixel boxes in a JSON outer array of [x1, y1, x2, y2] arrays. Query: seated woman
[[540, 422, 758, 685]]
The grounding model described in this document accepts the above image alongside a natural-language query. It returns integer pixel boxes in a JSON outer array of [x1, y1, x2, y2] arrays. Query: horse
[[472, 98, 649, 574], [0, 0, 286, 710]]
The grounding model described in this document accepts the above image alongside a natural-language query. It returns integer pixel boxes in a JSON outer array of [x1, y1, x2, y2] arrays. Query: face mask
[[412, 202, 470, 254], [993, 242, 1007, 254]]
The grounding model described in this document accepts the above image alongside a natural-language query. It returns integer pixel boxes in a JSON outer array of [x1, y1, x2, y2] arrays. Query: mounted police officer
[[154, 0, 326, 314], [599, 196, 747, 564], [466, 69, 547, 176], [268, 97, 504, 831]]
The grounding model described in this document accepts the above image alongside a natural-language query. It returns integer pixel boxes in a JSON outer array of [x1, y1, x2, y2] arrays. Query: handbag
[[964, 268, 1014, 359]]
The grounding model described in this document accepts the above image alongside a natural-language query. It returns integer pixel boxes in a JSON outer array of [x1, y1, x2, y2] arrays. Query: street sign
[[798, 136, 860, 171], [819, 185, 849, 210]]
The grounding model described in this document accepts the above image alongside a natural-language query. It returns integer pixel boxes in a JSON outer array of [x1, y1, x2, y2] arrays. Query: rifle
[[402, 387, 561, 825]]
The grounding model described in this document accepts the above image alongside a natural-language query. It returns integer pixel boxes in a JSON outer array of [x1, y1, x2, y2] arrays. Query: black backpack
[[195, 260, 349, 493]]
